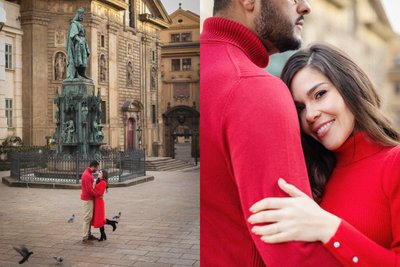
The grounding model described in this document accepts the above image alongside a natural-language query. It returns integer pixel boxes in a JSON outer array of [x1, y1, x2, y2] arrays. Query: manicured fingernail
[[249, 204, 256, 213], [248, 216, 254, 224], [278, 178, 286, 183]]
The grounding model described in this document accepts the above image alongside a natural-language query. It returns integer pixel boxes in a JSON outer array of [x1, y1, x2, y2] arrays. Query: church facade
[[6, 0, 171, 156]]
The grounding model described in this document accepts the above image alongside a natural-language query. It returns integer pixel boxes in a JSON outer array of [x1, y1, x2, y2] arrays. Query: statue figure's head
[[74, 7, 85, 21]]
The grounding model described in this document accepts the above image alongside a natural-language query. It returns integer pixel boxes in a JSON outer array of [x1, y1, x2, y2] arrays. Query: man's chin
[[276, 38, 302, 52]]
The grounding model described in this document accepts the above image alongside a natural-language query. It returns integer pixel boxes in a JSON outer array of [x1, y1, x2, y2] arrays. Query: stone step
[[145, 157, 194, 171], [147, 163, 192, 171], [147, 159, 190, 166]]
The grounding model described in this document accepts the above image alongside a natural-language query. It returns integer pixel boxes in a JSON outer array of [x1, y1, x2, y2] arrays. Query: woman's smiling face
[[291, 67, 355, 151]]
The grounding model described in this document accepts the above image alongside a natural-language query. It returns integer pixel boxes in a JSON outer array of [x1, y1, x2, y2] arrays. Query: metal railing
[[9, 150, 146, 184]]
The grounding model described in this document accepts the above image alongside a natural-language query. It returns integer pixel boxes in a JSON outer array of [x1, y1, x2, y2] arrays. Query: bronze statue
[[66, 7, 91, 80]]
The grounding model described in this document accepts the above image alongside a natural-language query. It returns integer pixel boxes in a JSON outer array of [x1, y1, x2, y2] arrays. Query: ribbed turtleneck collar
[[334, 131, 384, 168], [201, 17, 269, 68]]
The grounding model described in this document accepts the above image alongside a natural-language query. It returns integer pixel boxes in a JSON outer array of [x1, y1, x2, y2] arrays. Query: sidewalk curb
[[1, 175, 155, 189]]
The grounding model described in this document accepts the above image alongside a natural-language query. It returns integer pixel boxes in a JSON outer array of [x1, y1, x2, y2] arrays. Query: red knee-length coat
[[91, 179, 106, 228]]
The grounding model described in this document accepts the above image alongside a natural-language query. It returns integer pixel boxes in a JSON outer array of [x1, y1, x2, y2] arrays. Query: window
[[182, 58, 192, 71], [152, 51, 155, 61], [181, 32, 192, 42], [171, 33, 180, 42], [5, 99, 12, 128], [101, 35, 105, 47], [129, 0, 135, 28], [101, 101, 106, 124], [170, 32, 192, 43], [5, 44, 12, 69], [152, 105, 156, 124], [171, 59, 181, 71], [172, 59, 191, 71]]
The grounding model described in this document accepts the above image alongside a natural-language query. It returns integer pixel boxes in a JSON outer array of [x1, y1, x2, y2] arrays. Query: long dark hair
[[281, 43, 400, 202], [101, 169, 109, 192]]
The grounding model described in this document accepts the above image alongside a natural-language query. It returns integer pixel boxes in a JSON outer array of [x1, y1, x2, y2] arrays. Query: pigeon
[[13, 245, 33, 264], [67, 214, 75, 223], [113, 211, 121, 220], [53, 256, 63, 263]]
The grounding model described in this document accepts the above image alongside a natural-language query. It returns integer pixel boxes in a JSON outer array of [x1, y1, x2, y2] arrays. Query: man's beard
[[254, 1, 301, 52]]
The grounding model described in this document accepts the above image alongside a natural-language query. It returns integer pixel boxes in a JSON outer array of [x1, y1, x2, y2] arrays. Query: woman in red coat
[[92, 169, 118, 241]]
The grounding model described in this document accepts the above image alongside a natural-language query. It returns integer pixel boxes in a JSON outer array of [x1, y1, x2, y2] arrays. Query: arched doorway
[[122, 99, 143, 152], [163, 105, 199, 162]]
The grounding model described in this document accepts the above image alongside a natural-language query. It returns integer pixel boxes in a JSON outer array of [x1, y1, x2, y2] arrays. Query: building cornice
[[139, 13, 170, 29], [1, 25, 23, 35], [169, 25, 199, 31], [21, 15, 50, 26], [94, 0, 128, 11], [162, 43, 200, 49]]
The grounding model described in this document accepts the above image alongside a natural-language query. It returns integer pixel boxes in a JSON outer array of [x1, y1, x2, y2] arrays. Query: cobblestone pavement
[[0, 169, 199, 267]]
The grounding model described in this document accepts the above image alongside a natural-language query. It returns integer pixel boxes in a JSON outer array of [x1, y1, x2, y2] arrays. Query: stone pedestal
[[53, 78, 105, 156]]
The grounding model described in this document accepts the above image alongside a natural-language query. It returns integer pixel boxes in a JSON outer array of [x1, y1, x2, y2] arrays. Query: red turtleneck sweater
[[200, 17, 340, 266], [321, 132, 400, 266]]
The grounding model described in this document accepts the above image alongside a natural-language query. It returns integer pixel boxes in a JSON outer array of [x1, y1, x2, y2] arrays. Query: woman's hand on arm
[[248, 178, 341, 244]]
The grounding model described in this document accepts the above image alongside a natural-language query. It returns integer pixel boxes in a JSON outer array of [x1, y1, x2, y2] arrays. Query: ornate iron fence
[[9, 150, 146, 184]]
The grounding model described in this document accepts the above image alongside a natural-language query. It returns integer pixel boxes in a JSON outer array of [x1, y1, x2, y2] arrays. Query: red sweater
[[321, 132, 400, 266], [200, 17, 340, 267], [80, 168, 98, 200]]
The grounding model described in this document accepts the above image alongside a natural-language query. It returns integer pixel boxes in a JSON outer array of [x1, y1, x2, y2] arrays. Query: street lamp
[[0, 3, 5, 32], [136, 125, 142, 149]]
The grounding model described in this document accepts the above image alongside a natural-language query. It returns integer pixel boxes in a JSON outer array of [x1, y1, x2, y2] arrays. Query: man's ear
[[240, 0, 256, 11]]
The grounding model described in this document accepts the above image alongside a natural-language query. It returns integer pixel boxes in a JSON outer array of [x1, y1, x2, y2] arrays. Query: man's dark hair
[[89, 160, 99, 167], [213, 0, 231, 14]]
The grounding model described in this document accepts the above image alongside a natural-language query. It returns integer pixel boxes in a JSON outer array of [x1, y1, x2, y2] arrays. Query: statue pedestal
[[53, 78, 104, 157], [62, 78, 94, 96]]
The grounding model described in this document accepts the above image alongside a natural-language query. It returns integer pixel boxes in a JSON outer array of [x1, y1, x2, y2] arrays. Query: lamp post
[[193, 129, 199, 166], [136, 125, 142, 150]]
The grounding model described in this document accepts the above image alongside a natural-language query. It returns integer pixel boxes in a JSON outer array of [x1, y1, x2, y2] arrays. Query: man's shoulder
[[202, 44, 270, 78], [82, 168, 91, 176], [236, 71, 287, 92]]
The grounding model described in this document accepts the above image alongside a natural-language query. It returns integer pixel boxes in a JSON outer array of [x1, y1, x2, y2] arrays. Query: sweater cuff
[[324, 220, 361, 266]]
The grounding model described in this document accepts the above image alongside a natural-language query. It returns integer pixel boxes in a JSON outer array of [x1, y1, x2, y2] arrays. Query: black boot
[[106, 219, 118, 232], [98, 227, 107, 241]]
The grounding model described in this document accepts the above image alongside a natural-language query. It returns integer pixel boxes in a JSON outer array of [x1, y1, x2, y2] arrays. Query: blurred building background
[[201, 0, 400, 128]]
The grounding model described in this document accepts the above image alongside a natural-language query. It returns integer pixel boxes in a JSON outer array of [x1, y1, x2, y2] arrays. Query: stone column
[[14, 33, 23, 139], [21, 15, 50, 145], [108, 22, 119, 148]]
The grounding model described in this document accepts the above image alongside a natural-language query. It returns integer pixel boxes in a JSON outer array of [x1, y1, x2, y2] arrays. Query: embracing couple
[[201, 0, 400, 266], [81, 161, 118, 243]]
